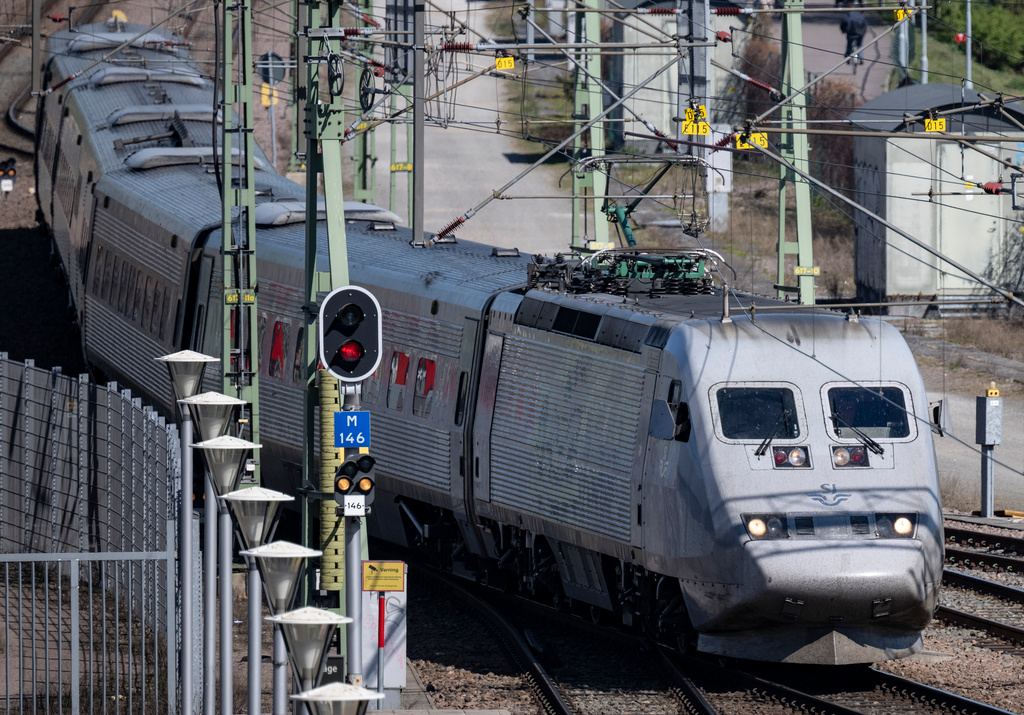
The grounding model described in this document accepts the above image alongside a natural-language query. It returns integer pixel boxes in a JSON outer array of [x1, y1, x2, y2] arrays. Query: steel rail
[[945, 546, 1024, 572]]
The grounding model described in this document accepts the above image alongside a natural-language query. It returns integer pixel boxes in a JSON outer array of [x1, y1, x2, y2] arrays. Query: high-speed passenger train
[[36, 21, 943, 664]]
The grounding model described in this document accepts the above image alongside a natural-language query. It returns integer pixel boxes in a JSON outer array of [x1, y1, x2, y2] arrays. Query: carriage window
[[256, 313, 268, 368], [717, 387, 799, 440], [387, 351, 409, 411], [109, 256, 120, 306], [141, 275, 153, 329], [413, 358, 436, 417], [827, 386, 909, 439], [150, 284, 163, 334], [292, 327, 304, 384], [268, 320, 290, 380], [158, 292, 171, 340], [390, 352, 409, 386]]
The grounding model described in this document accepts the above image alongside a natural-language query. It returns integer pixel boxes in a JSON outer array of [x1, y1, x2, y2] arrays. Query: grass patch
[[933, 317, 1024, 363], [891, 34, 1024, 92]]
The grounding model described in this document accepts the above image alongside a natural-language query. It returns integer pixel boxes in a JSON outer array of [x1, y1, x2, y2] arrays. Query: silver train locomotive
[[36, 22, 943, 664]]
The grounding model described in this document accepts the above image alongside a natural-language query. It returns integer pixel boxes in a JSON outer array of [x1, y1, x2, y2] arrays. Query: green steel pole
[[776, 0, 815, 305]]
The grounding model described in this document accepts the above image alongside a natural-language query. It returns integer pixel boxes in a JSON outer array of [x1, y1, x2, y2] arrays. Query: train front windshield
[[717, 387, 799, 440], [827, 387, 910, 439]]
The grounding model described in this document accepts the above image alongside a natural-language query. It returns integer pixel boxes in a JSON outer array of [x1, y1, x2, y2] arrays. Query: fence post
[[71, 558, 80, 714], [166, 518, 177, 715]]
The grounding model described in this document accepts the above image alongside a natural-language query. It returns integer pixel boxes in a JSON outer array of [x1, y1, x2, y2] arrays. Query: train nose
[[737, 540, 940, 629]]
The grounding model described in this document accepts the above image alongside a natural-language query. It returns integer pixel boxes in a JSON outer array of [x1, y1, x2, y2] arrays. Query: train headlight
[[743, 514, 789, 540], [875, 513, 916, 538], [771, 446, 811, 468], [832, 445, 869, 468]]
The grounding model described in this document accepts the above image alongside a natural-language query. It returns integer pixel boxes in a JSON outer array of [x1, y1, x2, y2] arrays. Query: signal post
[[309, 285, 382, 688]]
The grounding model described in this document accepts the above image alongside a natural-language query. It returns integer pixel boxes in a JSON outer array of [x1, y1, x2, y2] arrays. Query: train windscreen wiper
[[829, 412, 885, 455], [755, 409, 792, 456]]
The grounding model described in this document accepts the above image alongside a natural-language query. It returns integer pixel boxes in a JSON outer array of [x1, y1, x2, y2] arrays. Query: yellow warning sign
[[362, 561, 405, 592]]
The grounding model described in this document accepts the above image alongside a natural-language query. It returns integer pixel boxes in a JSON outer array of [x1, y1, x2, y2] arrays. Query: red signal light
[[955, 32, 966, 43], [339, 340, 364, 364]]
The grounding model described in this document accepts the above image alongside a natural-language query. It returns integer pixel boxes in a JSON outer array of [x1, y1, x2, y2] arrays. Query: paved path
[[374, 0, 573, 256], [791, 11, 895, 104]]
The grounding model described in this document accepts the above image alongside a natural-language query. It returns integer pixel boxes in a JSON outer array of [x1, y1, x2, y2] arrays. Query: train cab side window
[[455, 372, 468, 426], [717, 387, 799, 441], [268, 320, 290, 380], [827, 386, 909, 439], [387, 351, 409, 411], [667, 380, 691, 442], [412, 358, 436, 417]]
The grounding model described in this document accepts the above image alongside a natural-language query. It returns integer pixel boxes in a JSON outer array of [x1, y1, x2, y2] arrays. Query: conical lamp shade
[[222, 487, 292, 549], [178, 392, 246, 443], [192, 436, 260, 496], [239, 540, 321, 613], [266, 607, 351, 685], [155, 351, 218, 402], [290, 682, 384, 715]]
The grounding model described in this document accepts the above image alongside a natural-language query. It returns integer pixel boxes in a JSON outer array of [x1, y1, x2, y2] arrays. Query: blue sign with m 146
[[335, 411, 371, 448]]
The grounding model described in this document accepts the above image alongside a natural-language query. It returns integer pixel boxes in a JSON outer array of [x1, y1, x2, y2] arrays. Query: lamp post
[[290, 682, 384, 715], [223, 487, 294, 715], [155, 350, 218, 715], [180, 392, 247, 715], [267, 607, 352, 702], [240, 541, 322, 715]]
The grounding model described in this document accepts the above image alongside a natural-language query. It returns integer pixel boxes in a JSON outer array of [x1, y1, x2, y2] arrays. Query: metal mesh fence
[[0, 354, 184, 714]]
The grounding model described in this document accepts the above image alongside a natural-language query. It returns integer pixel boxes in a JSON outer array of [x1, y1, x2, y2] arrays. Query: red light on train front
[[774, 449, 788, 465]]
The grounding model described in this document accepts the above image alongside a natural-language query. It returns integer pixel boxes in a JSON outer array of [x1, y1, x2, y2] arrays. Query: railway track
[[738, 663, 1020, 715], [945, 526, 1024, 574], [409, 561, 1021, 715], [938, 570, 1024, 654]]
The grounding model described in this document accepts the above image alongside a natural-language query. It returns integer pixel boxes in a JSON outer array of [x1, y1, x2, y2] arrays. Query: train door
[[470, 331, 504, 504], [181, 253, 214, 352]]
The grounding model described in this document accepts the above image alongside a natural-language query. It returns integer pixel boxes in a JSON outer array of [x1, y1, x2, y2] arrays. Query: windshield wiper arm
[[755, 409, 792, 456], [830, 412, 885, 455]]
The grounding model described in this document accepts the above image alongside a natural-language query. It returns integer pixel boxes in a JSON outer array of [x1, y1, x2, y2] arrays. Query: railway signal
[[334, 452, 376, 513], [318, 285, 382, 382]]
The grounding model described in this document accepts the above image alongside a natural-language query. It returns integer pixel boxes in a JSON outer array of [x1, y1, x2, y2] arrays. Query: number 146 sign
[[335, 411, 371, 448]]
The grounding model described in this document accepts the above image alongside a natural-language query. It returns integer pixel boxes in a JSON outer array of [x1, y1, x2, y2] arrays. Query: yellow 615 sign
[[735, 132, 768, 149]]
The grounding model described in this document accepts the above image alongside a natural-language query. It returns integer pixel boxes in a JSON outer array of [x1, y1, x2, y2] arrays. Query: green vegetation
[[896, 29, 1024, 92], [931, 0, 1024, 72]]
